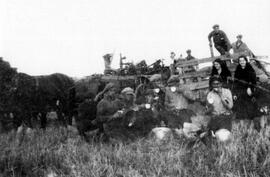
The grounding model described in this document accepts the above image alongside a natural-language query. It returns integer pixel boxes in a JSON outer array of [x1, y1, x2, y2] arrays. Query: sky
[[1, 0, 270, 77]]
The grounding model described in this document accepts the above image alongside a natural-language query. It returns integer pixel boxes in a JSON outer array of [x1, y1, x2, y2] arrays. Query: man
[[206, 76, 233, 141], [120, 87, 135, 109], [134, 76, 152, 105], [92, 82, 124, 138], [231, 34, 254, 58], [165, 76, 197, 111], [169, 52, 177, 75], [208, 24, 231, 55], [185, 49, 198, 73]]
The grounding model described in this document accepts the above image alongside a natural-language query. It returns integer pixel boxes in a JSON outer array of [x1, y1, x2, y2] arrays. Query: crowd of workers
[[87, 24, 264, 141], [91, 59, 260, 141]]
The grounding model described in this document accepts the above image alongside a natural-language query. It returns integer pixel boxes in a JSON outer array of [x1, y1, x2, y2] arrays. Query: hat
[[212, 24, 219, 29], [103, 82, 117, 93], [209, 76, 222, 85], [149, 74, 162, 82], [236, 34, 242, 39], [186, 49, 191, 53], [121, 87, 134, 95], [167, 75, 179, 86]]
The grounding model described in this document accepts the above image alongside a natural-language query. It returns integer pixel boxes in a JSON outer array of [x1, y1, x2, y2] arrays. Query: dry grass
[[0, 120, 270, 177]]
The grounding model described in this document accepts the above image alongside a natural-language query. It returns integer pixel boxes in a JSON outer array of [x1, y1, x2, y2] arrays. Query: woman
[[233, 56, 260, 121], [210, 58, 232, 89]]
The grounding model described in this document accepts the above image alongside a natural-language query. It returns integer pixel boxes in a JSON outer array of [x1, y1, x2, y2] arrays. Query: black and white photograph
[[1, 0, 270, 176]]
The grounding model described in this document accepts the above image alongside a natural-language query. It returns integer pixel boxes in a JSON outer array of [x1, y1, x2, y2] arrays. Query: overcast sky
[[1, 0, 270, 77]]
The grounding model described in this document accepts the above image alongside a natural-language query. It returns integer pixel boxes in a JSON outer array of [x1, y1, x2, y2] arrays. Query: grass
[[0, 120, 270, 177]]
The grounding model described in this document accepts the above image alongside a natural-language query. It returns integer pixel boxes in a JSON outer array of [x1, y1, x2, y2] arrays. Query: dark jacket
[[234, 63, 256, 92], [208, 30, 231, 47]]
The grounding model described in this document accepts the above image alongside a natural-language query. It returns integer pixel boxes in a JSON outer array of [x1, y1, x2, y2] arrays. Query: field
[[0, 120, 270, 177]]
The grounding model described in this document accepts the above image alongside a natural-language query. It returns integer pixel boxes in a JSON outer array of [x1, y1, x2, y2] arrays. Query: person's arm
[[219, 89, 233, 109], [208, 31, 214, 42], [96, 101, 116, 122], [205, 93, 214, 115], [134, 84, 142, 104], [164, 88, 172, 109], [178, 87, 197, 101]]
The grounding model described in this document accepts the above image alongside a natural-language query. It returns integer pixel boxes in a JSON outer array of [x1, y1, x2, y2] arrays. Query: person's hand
[[91, 119, 98, 125], [209, 42, 212, 47], [247, 87, 252, 96], [112, 110, 123, 119]]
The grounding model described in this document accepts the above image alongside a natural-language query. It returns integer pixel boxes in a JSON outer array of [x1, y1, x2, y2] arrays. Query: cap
[[212, 24, 219, 29], [149, 74, 162, 82], [236, 34, 243, 39], [121, 87, 134, 95], [186, 49, 191, 53]]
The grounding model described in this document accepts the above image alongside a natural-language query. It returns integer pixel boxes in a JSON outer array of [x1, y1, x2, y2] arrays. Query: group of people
[[207, 55, 261, 135], [88, 53, 263, 141], [208, 24, 254, 57], [85, 24, 263, 142]]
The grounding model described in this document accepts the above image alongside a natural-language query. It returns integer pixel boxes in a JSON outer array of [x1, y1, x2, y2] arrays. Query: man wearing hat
[[208, 24, 231, 55], [185, 49, 198, 73], [92, 82, 124, 137], [165, 75, 197, 111], [231, 34, 254, 57], [206, 76, 233, 139], [120, 87, 135, 109], [134, 76, 152, 105]]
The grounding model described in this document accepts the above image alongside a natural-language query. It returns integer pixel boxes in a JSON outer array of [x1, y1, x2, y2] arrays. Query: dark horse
[[0, 58, 75, 130], [10, 72, 75, 129]]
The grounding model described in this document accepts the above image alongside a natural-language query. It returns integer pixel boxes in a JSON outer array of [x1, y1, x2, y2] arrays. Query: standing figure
[[185, 49, 198, 72], [208, 24, 231, 55], [231, 34, 254, 58]]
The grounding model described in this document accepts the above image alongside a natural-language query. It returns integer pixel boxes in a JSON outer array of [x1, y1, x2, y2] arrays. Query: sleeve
[[248, 67, 257, 91], [164, 88, 171, 108], [221, 89, 233, 109], [96, 101, 107, 115], [208, 31, 213, 42], [182, 89, 197, 101]]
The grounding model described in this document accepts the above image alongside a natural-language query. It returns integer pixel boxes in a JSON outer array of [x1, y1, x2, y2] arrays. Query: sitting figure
[[206, 76, 233, 142]]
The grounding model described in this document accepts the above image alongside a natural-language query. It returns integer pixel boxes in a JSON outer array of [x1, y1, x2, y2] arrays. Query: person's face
[[239, 58, 247, 68], [124, 93, 134, 102], [108, 87, 117, 97], [237, 37, 242, 42], [154, 81, 163, 89], [214, 62, 221, 70], [212, 81, 221, 92], [170, 53, 176, 59], [214, 27, 219, 32]]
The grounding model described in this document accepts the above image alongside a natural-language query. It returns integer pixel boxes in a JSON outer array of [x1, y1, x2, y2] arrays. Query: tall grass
[[0, 121, 270, 177]]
